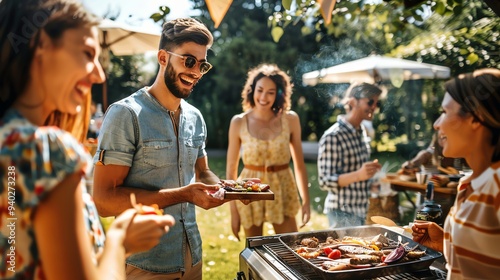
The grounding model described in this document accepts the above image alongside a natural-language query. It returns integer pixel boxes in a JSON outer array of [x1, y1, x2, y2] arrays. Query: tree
[[390, 0, 499, 75], [269, 0, 498, 156], [272, 0, 498, 73], [144, 0, 498, 153], [183, 0, 327, 148], [92, 54, 154, 107]]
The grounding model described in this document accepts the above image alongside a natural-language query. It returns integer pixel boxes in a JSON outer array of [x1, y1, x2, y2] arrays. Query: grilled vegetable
[[327, 249, 342, 260], [383, 244, 406, 264], [323, 247, 333, 256]]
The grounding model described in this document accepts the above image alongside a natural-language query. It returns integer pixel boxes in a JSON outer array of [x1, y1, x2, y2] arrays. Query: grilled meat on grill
[[300, 237, 319, 248], [337, 245, 383, 256], [347, 254, 381, 265], [321, 260, 350, 271], [296, 247, 321, 259], [406, 250, 427, 259], [294, 233, 428, 273]]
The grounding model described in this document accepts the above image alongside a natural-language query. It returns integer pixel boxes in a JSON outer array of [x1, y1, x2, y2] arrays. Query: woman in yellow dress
[[226, 64, 311, 240]]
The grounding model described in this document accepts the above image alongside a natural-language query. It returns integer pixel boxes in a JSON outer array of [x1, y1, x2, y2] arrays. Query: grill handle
[[235, 271, 247, 280]]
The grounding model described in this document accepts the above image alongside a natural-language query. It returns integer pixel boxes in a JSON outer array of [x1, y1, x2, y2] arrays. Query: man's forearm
[[94, 186, 186, 217], [197, 169, 220, 185], [320, 170, 361, 189], [337, 170, 361, 187]]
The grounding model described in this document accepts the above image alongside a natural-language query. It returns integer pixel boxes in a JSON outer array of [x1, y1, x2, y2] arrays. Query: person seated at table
[[401, 132, 467, 175]]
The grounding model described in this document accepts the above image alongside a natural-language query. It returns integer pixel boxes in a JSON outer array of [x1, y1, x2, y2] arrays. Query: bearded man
[[93, 18, 225, 280]]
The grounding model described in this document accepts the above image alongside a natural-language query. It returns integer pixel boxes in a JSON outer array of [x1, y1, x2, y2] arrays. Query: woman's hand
[[300, 203, 311, 228], [411, 221, 444, 252], [110, 208, 175, 256]]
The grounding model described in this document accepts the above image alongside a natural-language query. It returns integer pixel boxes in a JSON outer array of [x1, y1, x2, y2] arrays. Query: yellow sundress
[[235, 113, 301, 229]]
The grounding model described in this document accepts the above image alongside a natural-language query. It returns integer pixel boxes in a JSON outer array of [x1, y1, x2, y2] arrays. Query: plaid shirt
[[318, 117, 372, 218]]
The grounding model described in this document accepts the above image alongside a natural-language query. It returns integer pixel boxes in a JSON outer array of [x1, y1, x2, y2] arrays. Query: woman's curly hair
[[241, 64, 293, 115]]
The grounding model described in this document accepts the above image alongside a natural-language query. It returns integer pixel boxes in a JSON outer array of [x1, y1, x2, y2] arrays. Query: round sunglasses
[[367, 99, 381, 108], [166, 51, 213, 74]]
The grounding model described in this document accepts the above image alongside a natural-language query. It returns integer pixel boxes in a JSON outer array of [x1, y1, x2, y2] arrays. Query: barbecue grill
[[237, 229, 447, 280]]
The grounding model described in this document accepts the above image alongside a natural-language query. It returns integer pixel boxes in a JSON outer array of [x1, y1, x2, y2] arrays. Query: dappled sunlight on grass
[[197, 203, 245, 278]]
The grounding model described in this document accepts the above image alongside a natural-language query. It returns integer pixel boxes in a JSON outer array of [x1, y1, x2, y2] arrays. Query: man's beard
[[164, 63, 193, 99]]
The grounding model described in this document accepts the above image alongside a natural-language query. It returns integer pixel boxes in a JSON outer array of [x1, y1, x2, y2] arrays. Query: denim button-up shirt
[[94, 87, 207, 273]]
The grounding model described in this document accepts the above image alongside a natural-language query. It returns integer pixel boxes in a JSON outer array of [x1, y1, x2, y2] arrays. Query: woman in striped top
[[412, 68, 500, 279]]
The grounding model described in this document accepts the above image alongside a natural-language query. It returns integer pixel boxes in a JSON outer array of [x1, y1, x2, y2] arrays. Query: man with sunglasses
[[92, 18, 224, 280], [318, 82, 383, 228]]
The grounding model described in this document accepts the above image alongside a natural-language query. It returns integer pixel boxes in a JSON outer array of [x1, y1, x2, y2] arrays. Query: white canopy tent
[[302, 55, 451, 87], [98, 19, 161, 108]]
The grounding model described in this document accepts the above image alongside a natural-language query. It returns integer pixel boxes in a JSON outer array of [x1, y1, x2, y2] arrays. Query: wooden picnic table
[[384, 178, 457, 195]]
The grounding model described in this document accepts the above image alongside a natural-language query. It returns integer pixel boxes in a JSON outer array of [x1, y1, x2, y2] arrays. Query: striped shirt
[[443, 162, 500, 279], [317, 117, 371, 218]]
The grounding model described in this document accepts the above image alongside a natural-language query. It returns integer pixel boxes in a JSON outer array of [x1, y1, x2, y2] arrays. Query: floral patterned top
[[0, 109, 105, 279]]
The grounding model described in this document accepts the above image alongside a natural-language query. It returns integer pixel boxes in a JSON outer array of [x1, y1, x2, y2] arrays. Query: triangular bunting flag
[[319, 0, 336, 25], [206, 0, 233, 28]]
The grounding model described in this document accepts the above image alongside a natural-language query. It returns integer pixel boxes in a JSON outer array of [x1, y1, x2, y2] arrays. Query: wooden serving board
[[224, 190, 274, 200]]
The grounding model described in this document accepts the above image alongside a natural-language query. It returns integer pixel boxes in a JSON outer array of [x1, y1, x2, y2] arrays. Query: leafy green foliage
[[268, 0, 498, 150], [274, 0, 498, 73], [150, 6, 171, 23], [390, 1, 499, 75], [102, 0, 497, 153], [271, 25, 284, 42], [92, 54, 154, 106], [282, 0, 293, 10], [186, 0, 327, 148]]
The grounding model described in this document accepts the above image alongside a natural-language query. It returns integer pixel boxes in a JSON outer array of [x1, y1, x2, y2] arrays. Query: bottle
[[415, 182, 444, 226]]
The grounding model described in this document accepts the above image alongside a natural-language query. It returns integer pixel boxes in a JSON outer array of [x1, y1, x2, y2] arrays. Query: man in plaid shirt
[[318, 83, 383, 228]]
